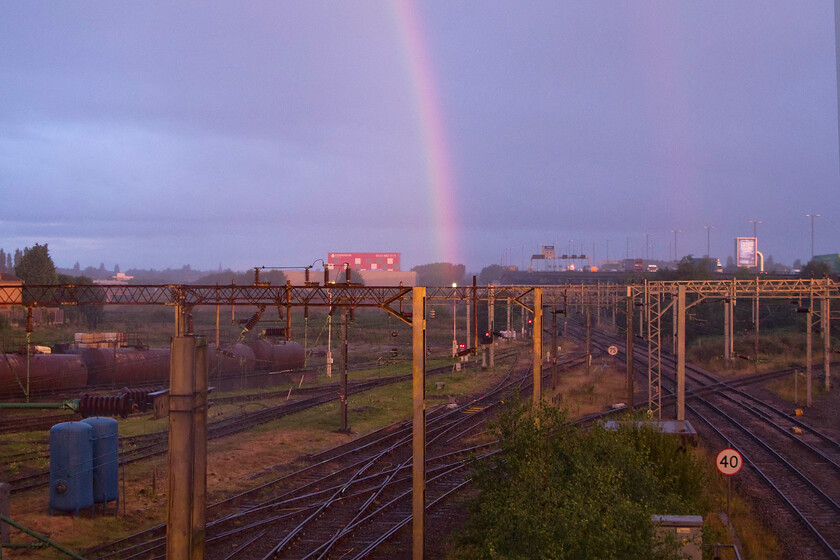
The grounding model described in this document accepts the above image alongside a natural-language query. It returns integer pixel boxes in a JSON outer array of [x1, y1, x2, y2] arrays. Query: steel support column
[[676, 285, 686, 421], [626, 287, 634, 408], [533, 288, 543, 404], [552, 299, 558, 390], [807, 304, 813, 407], [823, 291, 831, 390], [412, 287, 426, 560], [672, 295, 678, 354], [724, 300, 732, 362], [340, 305, 349, 433], [754, 278, 760, 360], [489, 286, 495, 368], [472, 277, 478, 351]]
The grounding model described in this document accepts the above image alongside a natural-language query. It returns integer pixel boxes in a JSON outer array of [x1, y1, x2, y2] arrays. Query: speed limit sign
[[607, 345, 618, 356], [716, 448, 743, 475]]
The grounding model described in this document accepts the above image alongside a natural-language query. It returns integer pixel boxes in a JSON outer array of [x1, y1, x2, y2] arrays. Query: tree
[[478, 264, 507, 285], [58, 274, 105, 328], [0, 249, 5, 272], [801, 259, 831, 279], [765, 254, 776, 273], [675, 255, 712, 280], [453, 397, 707, 559], [193, 269, 288, 286], [15, 244, 58, 284], [411, 262, 466, 286]]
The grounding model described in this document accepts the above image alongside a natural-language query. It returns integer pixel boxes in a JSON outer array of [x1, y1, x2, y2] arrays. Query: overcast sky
[[1, 1, 838, 274]]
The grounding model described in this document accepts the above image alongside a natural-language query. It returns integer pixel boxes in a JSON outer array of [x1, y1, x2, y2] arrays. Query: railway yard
[[0, 279, 839, 559]]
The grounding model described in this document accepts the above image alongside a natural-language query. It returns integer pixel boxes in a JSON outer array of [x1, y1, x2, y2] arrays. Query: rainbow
[[392, 1, 460, 265]]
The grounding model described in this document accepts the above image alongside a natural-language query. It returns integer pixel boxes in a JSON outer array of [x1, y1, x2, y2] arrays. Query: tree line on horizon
[[1, 244, 833, 290]]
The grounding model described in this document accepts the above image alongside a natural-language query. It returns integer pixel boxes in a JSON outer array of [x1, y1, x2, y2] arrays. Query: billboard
[[541, 245, 555, 259], [736, 237, 757, 268]]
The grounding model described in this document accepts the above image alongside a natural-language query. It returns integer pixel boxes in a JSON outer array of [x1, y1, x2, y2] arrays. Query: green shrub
[[452, 396, 707, 559]]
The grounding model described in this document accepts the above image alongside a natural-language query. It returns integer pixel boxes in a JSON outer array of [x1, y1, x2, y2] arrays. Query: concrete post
[[167, 335, 196, 560], [191, 339, 208, 559]]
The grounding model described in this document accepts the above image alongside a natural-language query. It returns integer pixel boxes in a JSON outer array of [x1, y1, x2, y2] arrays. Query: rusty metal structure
[[2, 277, 837, 558], [634, 278, 839, 418]]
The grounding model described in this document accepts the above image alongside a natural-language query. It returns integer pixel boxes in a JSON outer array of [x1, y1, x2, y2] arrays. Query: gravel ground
[[697, 377, 840, 560], [384, 375, 840, 560]]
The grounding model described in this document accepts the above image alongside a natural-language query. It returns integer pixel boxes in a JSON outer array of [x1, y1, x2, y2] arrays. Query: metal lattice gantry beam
[[636, 278, 839, 418], [0, 282, 628, 324]]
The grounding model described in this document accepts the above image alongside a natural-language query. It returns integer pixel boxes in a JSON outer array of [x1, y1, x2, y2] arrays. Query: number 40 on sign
[[716, 448, 743, 475]]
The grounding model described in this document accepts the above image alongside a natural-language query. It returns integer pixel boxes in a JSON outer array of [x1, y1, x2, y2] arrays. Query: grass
[[3, 349, 516, 558], [2, 334, 786, 559], [764, 371, 830, 404], [696, 441, 781, 559], [687, 329, 836, 378]]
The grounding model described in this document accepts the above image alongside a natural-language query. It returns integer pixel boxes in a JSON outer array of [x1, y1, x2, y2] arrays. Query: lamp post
[[806, 214, 820, 259], [452, 283, 457, 358], [644, 233, 652, 262], [670, 230, 681, 263], [704, 226, 714, 258], [748, 219, 761, 238]]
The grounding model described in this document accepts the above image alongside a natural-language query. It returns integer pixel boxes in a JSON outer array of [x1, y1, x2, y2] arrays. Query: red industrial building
[[328, 252, 400, 271]]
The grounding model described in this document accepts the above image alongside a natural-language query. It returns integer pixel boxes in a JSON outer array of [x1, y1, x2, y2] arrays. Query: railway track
[[2, 357, 513, 495], [574, 319, 840, 559], [84, 350, 599, 559]]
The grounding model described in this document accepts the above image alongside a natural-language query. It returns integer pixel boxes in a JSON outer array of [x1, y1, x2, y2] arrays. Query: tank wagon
[[82, 347, 170, 386], [0, 340, 305, 399], [0, 353, 88, 396], [207, 343, 256, 376]]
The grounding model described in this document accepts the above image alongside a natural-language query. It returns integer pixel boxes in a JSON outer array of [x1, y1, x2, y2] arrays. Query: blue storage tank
[[49, 422, 94, 515], [81, 417, 119, 510]]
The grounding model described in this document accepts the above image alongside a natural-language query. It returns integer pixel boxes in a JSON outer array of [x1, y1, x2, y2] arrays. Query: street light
[[806, 214, 820, 259], [670, 230, 681, 262], [748, 219, 762, 238], [704, 226, 714, 258], [452, 283, 458, 358]]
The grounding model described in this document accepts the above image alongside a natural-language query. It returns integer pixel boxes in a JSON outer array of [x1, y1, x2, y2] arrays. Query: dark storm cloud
[[1, 1, 837, 272]]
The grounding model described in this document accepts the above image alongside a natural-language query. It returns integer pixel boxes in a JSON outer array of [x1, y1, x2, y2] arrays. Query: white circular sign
[[607, 345, 618, 356], [716, 448, 743, 475]]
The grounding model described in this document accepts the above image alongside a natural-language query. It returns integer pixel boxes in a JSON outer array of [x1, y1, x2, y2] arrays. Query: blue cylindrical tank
[[81, 417, 119, 506], [49, 422, 94, 515]]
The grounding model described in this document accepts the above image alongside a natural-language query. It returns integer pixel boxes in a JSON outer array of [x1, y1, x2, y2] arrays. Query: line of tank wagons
[[0, 339, 306, 412]]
